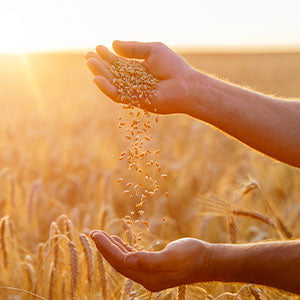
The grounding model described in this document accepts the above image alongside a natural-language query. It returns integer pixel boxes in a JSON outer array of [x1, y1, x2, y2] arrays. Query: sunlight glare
[[0, 9, 29, 53]]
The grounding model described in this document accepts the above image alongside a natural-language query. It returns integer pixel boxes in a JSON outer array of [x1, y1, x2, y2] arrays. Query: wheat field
[[0, 51, 300, 299]]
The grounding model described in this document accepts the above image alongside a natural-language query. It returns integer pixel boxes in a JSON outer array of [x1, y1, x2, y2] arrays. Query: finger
[[101, 232, 129, 253], [113, 40, 153, 59], [85, 51, 111, 69], [111, 235, 134, 252], [96, 45, 118, 64], [90, 230, 102, 237], [94, 75, 118, 101], [91, 232, 125, 269], [124, 250, 170, 272], [87, 58, 114, 81]]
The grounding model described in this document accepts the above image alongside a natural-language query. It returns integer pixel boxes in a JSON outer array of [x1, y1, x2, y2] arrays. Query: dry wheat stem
[[24, 262, 36, 291], [50, 221, 60, 267], [228, 214, 238, 244], [97, 251, 107, 300], [0, 287, 47, 300], [249, 287, 262, 300], [0, 216, 8, 269], [122, 278, 133, 300], [64, 217, 75, 242], [79, 233, 94, 285], [231, 209, 276, 228], [48, 262, 56, 300], [68, 241, 79, 299], [178, 285, 187, 300]]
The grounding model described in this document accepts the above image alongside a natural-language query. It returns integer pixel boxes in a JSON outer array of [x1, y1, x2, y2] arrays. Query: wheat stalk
[[79, 233, 94, 286], [97, 251, 107, 300], [23, 262, 36, 292], [228, 214, 238, 244], [0, 287, 47, 300], [249, 287, 262, 300], [68, 241, 79, 300], [49, 221, 60, 267], [122, 278, 133, 300], [178, 285, 186, 300], [48, 262, 56, 300], [65, 218, 75, 242], [0, 216, 8, 269]]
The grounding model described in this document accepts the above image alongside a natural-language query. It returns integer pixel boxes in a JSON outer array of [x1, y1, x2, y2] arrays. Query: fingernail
[[89, 230, 99, 239], [126, 255, 138, 267]]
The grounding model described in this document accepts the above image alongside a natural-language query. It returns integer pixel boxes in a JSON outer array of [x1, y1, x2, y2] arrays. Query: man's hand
[[90, 230, 211, 292], [86, 41, 196, 114]]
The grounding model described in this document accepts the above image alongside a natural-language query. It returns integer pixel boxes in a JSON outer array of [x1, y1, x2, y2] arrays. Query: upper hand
[[90, 230, 211, 292], [86, 41, 196, 114]]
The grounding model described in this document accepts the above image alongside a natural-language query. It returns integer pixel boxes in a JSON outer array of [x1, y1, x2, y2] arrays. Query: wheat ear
[[122, 278, 133, 300], [68, 241, 79, 300], [79, 234, 94, 285], [0, 216, 8, 268], [178, 285, 187, 300], [97, 251, 107, 300]]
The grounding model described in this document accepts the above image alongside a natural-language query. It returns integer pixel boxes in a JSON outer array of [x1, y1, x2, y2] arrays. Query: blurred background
[[1, 0, 300, 53], [0, 1, 300, 299]]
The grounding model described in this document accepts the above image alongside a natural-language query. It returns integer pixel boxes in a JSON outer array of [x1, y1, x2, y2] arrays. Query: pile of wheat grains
[[110, 58, 168, 250]]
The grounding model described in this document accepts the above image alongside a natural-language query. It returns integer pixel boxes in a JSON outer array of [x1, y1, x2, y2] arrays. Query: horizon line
[[1, 44, 300, 55]]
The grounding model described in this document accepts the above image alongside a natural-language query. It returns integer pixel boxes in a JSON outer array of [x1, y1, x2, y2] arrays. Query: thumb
[[112, 40, 153, 59]]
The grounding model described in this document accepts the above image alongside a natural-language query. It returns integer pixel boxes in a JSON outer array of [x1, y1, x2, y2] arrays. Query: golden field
[[0, 50, 300, 299]]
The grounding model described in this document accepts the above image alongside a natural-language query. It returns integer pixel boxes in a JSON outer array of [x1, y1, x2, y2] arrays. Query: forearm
[[207, 241, 300, 294], [187, 70, 300, 168]]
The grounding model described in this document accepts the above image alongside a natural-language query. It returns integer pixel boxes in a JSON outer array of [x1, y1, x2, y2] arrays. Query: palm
[[86, 41, 194, 114], [90, 231, 209, 292]]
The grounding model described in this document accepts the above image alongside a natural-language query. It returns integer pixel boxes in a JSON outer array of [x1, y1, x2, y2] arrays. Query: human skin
[[90, 231, 300, 294], [86, 40, 300, 168], [86, 41, 300, 294]]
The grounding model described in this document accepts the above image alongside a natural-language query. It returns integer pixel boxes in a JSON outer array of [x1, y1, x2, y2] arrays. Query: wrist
[[205, 243, 242, 283], [185, 68, 216, 122], [190, 241, 230, 283]]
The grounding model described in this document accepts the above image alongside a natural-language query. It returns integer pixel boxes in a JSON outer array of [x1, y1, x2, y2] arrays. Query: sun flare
[[0, 9, 38, 54], [0, 10, 30, 53], [1, 0, 300, 54]]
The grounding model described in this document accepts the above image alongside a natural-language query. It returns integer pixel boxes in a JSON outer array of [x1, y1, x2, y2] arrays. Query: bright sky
[[1, 0, 300, 53]]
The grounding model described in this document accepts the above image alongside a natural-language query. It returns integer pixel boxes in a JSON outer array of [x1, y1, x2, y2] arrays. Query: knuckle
[[154, 42, 164, 47]]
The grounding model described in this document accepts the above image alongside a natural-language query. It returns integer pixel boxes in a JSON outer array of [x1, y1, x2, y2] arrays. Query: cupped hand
[[90, 230, 211, 292], [86, 41, 196, 114]]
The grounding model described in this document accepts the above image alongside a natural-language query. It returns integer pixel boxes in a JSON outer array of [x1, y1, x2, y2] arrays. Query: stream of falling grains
[[110, 58, 168, 250]]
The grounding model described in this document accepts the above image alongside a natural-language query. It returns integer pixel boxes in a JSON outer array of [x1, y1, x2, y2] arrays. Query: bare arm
[[86, 41, 300, 168], [188, 71, 300, 168], [211, 240, 300, 294], [90, 231, 300, 294]]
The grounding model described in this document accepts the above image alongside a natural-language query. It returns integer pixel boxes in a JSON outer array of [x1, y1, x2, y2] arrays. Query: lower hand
[[90, 230, 211, 292]]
